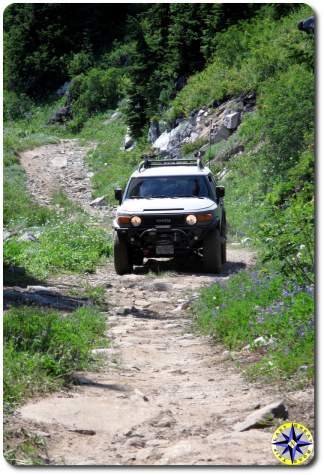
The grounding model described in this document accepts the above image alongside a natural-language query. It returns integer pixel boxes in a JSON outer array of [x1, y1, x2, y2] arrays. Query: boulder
[[148, 120, 160, 143], [223, 111, 241, 130], [90, 196, 106, 207], [298, 16, 315, 34], [56, 81, 71, 97], [234, 400, 288, 432], [153, 130, 171, 152], [18, 232, 38, 242], [47, 106, 72, 124], [124, 131, 135, 151], [210, 125, 231, 144]]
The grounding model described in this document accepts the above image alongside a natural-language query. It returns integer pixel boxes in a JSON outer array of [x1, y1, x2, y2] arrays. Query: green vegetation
[[3, 101, 65, 228], [168, 6, 313, 121], [78, 113, 148, 201], [4, 306, 107, 409], [4, 222, 111, 279], [3, 3, 314, 395], [194, 270, 314, 385]]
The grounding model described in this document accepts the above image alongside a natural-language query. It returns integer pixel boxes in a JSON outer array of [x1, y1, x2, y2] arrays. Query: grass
[[4, 222, 112, 279], [3, 99, 71, 228], [194, 268, 314, 385], [3, 306, 108, 410], [165, 5, 313, 124], [78, 112, 149, 202]]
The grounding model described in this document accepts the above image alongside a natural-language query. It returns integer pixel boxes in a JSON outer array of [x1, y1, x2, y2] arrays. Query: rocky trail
[[9, 140, 313, 465]]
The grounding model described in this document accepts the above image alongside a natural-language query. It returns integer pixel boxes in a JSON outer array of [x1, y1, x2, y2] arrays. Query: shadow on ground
[[133, 257, 246, 277]]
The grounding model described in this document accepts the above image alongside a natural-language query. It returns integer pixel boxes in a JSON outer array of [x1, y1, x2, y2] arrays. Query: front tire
[[114, 233, 133, 275], [203, 228, 222, 273]]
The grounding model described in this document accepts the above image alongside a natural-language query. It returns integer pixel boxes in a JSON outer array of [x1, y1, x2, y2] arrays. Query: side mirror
[[114, 187, 123, 204], [216, 186, 225, 199]]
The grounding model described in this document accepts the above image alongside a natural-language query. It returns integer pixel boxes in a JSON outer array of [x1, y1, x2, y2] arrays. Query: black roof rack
[[138, 157, 204, 171]]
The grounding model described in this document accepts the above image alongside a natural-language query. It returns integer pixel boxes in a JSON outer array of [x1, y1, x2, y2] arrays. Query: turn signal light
[[117, 216, 131, 225], [196, 213, 213, 223]]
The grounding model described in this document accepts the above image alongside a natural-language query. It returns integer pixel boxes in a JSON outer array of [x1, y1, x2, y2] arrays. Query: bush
[[69, 67, 124, 129], [68, 51, 94, 77], [3, 90, 33, 121]]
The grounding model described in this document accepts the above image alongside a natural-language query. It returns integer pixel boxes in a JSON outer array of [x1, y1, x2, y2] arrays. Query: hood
[[118, 197, 216, 214]]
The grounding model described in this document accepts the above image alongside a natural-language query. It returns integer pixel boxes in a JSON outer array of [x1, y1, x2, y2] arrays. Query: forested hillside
[[3, 4, 314, 462]]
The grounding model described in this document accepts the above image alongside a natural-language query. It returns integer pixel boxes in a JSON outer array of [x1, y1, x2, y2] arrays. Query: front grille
[[141, 214, 186, 226]]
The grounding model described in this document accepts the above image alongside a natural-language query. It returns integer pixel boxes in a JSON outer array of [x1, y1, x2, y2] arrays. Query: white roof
[[131, 165, 211, 178]]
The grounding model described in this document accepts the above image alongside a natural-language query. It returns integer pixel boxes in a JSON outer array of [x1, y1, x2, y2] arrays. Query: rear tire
[[203, 228, 222, 273], [221, 212, 227, 264], [114, 233, 133, 275]]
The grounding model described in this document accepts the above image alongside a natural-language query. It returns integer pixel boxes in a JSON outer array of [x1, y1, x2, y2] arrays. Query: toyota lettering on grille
[[156, 218, 172, 224]]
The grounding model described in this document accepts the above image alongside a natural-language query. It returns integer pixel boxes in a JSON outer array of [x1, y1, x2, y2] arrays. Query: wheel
[[221, 217, 227, 264], [221, 239, 227, 264], [203, 228, 222, 273], [113, 233, 133, 275]]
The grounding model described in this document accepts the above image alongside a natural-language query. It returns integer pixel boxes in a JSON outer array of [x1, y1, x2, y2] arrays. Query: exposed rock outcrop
[[152, 93, 256, 160]]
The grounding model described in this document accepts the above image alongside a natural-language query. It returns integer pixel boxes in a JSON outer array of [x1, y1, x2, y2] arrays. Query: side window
[[207, 175, 217, 201]]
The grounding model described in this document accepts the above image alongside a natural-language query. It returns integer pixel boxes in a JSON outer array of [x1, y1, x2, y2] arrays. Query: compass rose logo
[[272, 422, 314, 465]]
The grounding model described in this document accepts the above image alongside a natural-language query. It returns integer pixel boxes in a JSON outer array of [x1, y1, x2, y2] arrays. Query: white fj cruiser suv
[[113, 157, 226, 275]]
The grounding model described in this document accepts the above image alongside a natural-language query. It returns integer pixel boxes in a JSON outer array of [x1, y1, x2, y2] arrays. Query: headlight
[[186, 214, 197, 225], [131, 216, 142, 227]]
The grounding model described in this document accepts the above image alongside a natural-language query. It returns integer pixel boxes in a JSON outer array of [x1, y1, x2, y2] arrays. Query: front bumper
[[113, 221, 218, 257]]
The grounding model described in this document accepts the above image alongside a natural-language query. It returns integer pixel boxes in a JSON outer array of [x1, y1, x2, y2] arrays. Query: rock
[[223, 111, 241, 130], [47, 106, 72, 124], [253, 336, 276, 348], [18, 232, 38, 242], [160, 441, 192, 463], [152, 282, 172, 292], [90, 196, 106, 207], [152, 130, 171, 152], [234, 400, 288, 431], [210, 125, 231, 144], [56, 81, 71, 97], [124, 130, 135, 150], [148, 120, 160, 143], [134, 299, 150, 308], [241, 237, 252, 245], [34, 430, 51, 438], [125, 437, 146, 449], [68, 429, 96, 436], [103, 111, 122, 125], [3, 229, 11, 241], [298, 16, 315, 34], [150, 411, 176, 428], [91, 348, 118, 356], [175, 75, 186, 91], [51, 156, 67, 168]]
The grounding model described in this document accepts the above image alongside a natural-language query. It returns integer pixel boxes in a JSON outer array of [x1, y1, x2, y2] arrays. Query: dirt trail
[[19, 139, 110, 219], [15, 141, 311, 465]]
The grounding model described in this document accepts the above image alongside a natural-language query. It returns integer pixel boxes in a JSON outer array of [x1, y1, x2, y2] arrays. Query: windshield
[[126, 176, 211, 199]]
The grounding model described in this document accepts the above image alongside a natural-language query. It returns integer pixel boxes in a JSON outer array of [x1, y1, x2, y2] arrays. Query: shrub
[[68, 51, 94, 77], [68, 67, 124, 128], [3, 90, 33, 121]]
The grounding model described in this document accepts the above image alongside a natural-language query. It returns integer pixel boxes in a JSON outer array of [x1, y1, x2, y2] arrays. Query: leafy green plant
[[4, 222, 112, 279], [194, 269, 314, 383], [4, 306, 108, 407]]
